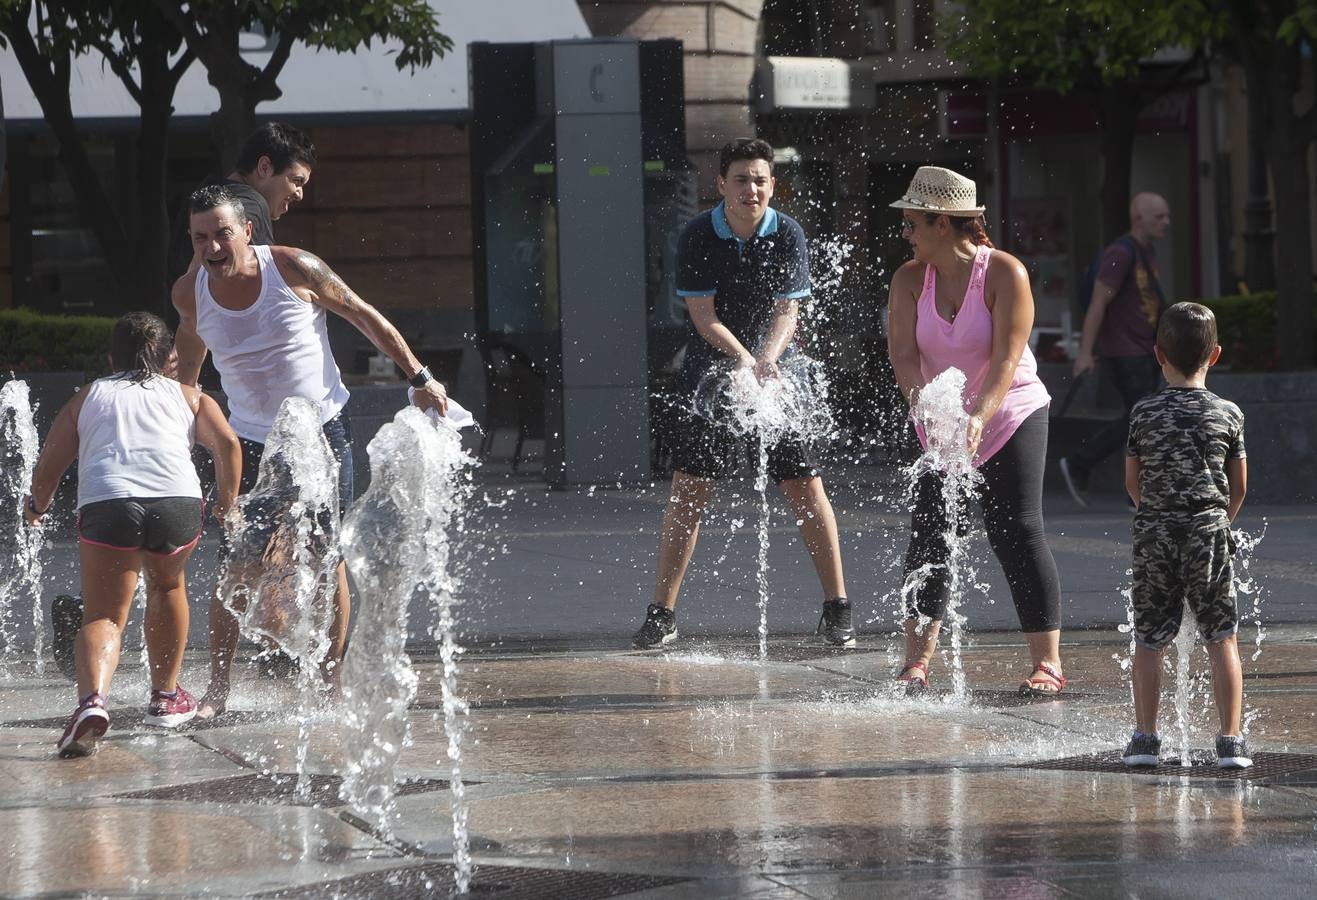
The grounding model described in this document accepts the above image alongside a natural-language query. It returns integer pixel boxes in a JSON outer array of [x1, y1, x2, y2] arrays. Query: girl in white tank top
[[22, 313, 242, 758]]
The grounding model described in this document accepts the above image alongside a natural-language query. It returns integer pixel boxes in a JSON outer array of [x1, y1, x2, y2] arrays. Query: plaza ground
[[2, 466, 1315, 897]]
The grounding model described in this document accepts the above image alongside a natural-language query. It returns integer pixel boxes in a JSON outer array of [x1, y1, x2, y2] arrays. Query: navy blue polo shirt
[[675, 202, 811, 392]]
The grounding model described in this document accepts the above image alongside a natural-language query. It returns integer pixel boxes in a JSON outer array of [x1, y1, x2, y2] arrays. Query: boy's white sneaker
[[1215, 734, 1253, 769]]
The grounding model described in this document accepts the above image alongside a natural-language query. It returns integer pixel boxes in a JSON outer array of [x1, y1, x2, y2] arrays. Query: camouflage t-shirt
[[1127, 387, 1245, 521]]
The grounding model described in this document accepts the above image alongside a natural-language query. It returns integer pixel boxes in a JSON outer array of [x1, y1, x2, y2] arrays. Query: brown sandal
[[895, 659, 930, 695], [1019, 662, 1065, 697]]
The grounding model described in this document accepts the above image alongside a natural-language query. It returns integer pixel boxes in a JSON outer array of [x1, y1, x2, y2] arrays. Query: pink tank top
[[913, 244, 1051, 464]]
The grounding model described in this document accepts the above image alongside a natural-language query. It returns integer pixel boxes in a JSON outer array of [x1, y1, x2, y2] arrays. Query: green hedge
[[0, 308, 116, 376], [1197, 291, 1317, 372]]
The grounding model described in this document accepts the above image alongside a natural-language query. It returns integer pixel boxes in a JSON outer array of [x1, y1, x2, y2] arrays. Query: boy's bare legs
[[653, 471, 714, 610], [778, 475, 846, 600], [1131, 643, 1164, 734], [1206, 634, 1244, 735]]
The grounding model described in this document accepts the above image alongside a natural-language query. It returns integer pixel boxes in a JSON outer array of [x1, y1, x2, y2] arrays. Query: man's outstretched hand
[[411, 379, 449, 416]]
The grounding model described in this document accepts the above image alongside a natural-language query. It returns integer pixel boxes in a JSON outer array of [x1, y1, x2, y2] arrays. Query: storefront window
[[863, 0, 897, 53], [762, 0, 827, 57]]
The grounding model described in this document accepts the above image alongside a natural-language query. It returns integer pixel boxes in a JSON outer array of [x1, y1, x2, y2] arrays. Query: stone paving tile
[[393, 770, 1317, 875], [0, 799, 403, 898], [443, 653, 868, 707], [0, 725, 246, 806], [3, 633, 1317, 897]]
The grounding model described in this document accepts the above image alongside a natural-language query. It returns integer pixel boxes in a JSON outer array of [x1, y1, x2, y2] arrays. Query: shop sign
[[758, 57, 872, 111]]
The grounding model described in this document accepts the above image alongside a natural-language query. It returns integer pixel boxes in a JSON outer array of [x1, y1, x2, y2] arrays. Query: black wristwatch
[[409, 365, 434, 389]]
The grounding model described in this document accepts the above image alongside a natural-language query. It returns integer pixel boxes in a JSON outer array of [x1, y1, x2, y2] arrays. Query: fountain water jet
[[338, 405, 476, 863], [903, 368, 983, 700], [217, 397, 340, 795], [692, 355, 833, 659], [0, 380, 46, 676]]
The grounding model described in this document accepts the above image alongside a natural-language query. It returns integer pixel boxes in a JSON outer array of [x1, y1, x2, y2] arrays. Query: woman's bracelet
[[26, 495, 50, 516]]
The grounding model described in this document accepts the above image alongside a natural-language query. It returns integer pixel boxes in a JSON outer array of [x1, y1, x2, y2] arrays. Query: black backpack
[[1077, 234, 1138, 313]]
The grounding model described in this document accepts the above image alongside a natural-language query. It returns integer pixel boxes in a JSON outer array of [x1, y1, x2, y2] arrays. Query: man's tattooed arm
[[275, 246, 448, 414], [285, 250, 363, 315]]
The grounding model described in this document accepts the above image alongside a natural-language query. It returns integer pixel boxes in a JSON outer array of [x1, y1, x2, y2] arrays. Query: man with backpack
[[1059, 192, 1170, 507]]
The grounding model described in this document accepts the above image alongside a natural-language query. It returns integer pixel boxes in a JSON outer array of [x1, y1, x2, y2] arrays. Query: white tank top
[[194, 244, 350, 443], [76, 375, 203, 507]]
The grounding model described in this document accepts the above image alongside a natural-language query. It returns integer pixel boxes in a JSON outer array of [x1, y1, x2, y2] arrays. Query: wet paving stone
[[254, 862, 688, 898], [1017, 750, 1317, 782], [116, 772, 455, 807]]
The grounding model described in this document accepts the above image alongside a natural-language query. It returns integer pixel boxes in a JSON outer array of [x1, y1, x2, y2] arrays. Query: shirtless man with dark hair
[[172, 184, 447, 717]]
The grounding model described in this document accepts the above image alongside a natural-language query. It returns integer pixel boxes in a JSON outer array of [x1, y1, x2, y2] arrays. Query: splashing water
[[1231, 522, 1267, 662], [1171, 613, 1197, 768], [903, 369, 982, 700], [0, 380, 46, 676], [339, 407, 476, 857], [693, 355, 833, 659], [218, 397, 340, 795], [433, 591, 472, 893]]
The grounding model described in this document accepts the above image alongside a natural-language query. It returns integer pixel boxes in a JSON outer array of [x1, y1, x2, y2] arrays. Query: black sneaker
[[1058, 457, 1089, 508], [1216, 734, 1253, 769], [51, 594, 83, 681], [816, 598, 856, 648], [1122, 731, 1161, 767], [632, 604, 677, 649]]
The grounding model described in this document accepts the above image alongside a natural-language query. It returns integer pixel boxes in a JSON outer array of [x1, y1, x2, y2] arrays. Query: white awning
[[0, 0, 590, 121]]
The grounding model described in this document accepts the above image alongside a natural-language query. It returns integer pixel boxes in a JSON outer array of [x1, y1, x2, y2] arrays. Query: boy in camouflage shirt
[[1122, 302, 1251, 769]]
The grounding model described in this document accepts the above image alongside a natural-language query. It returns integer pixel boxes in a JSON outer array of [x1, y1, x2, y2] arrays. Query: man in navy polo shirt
[[632, 138, 854, 650]]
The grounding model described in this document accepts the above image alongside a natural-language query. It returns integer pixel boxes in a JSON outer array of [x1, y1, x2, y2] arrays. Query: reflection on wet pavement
[[3, 628, 1317, 897]]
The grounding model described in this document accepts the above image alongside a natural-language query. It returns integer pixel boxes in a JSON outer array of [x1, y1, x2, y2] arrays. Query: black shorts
[[668, 406, 820, 484], [77, 497, 204, 556]]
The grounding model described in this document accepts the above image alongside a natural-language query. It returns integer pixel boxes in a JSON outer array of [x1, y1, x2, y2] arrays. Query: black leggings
[[902, 408, 1061, 632]]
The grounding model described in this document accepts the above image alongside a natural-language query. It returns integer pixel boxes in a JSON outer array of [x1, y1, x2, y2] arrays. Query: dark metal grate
[[116, 772, 454, 807], [1017, 750, 1317, 781], [255, 863, 688, 899]]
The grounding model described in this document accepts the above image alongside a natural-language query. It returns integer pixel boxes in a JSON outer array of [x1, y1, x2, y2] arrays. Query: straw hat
[[890, 166, 985, 217]]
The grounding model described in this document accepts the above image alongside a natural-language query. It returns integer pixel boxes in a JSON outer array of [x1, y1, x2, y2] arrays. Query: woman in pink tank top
[[885, 166, 1064, 697]]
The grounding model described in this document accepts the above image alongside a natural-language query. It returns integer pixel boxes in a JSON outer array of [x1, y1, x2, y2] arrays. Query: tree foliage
[[0, 1, 451, 311], [0, 0, 193, 313], [152, 1, 453, 167], [942, 0, 1226, 95]]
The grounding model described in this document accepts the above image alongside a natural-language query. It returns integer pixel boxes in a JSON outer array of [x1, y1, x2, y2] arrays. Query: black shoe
[[51, 594, 83, 681], [256, 647, 300, 678], [632, 604, 677, 649], [816, 598, 856, 648], [1121, 731, 1161, 767], [1216, 734, 1253, 769]]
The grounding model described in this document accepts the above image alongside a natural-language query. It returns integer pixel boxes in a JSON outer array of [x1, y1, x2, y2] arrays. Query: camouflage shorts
[[1131, 521, 1237, 650]]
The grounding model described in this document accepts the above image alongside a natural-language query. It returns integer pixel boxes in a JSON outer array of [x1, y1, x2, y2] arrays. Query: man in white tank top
[[171, 184, 449, 713]]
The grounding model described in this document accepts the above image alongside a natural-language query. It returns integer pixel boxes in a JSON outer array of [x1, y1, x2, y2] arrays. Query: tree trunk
[[211, 85, 257, 174], [1, 23, 133, 307], [135, 22, 179, 316], [1240, 55, 1277, 292], [1265, 42, 1315, 370], [1097, 84, 1141, 244]]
